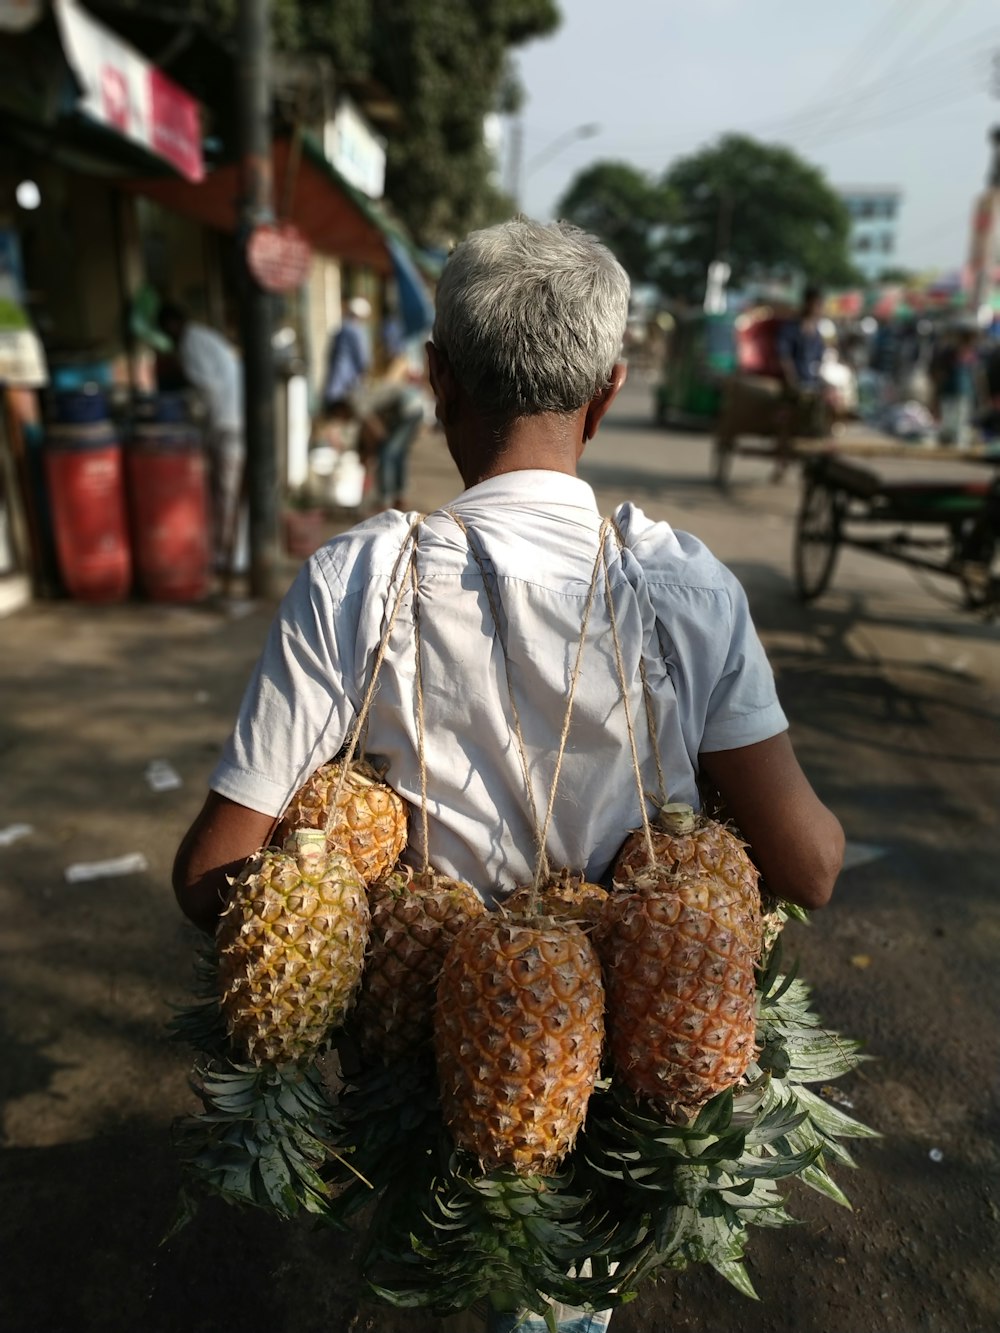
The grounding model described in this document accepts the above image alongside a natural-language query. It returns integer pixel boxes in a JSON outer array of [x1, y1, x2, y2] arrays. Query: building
[[837, 186, 902, 283]]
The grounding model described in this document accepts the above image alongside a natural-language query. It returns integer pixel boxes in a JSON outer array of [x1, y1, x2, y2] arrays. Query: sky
[[511, 0, 1000, 275]]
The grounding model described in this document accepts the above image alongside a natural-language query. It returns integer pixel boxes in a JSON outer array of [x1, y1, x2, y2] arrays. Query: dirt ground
[[2, 382, 998, 1332]]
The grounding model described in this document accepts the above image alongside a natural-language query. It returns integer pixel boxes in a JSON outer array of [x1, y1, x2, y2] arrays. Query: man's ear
[[426, 341, 457, 425], [583, 362, 628, 442]]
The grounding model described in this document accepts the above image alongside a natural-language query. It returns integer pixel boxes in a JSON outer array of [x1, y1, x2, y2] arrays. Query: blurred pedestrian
[[774, 285, 828, 472], [931, 324, 982, 447], [158, 303, 243, 572], [323, 295, 372, 409], [327, 367, 426, 512]]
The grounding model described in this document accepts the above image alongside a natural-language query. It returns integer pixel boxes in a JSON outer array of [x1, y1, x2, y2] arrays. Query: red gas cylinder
[[44, 422, 132, 602], [126, 423, 211, 601]]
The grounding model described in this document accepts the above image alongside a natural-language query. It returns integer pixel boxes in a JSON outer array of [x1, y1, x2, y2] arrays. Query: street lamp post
[[513, 122, 600, 211]]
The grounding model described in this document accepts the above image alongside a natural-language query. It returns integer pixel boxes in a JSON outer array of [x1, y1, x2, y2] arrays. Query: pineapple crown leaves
[[322, 1053, 444, 1227], [166, 934, 229, 1059], [169, 1059, 349, 1230], [368, 1160, 625, 1319]]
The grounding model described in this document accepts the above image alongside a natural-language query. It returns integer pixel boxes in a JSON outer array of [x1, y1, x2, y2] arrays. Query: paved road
[[1, 378, 998, 1332]]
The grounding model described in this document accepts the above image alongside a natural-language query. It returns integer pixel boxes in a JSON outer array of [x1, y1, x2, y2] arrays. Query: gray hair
[[432, 218, 630, 420]]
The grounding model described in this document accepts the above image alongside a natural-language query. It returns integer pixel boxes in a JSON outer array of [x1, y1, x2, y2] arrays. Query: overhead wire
[[602, 25, 997, 161], [807, 0, 927, 110]]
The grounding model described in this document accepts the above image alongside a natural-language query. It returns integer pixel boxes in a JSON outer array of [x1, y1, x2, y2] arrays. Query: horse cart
[[793, 440, 1000, 614]]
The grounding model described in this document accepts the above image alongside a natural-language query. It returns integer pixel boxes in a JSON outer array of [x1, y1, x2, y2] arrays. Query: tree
[[555, 162, 673, 284], [656, 134, 858, 301], [188, 0, 561, 245]]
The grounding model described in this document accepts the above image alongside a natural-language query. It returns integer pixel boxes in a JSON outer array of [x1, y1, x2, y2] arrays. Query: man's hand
[[699, 733, 844, 910], [173, 792, 277, 933]]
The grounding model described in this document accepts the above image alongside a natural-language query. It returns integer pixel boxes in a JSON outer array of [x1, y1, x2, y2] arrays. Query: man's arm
[[173, 792, 276, 933], [699, 732, 844, 910]]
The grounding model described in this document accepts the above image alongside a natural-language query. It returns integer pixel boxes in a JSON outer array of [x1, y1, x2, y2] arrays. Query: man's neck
[[455, 411, 585, 489]]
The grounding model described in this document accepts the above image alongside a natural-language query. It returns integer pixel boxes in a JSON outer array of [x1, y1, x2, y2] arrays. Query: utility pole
[[236, 0, 280, 598]]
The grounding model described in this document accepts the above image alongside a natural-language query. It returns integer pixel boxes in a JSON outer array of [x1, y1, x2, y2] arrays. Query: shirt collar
[[449, 469, 599, 512]]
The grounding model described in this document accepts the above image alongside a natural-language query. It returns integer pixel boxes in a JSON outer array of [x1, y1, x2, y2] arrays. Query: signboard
[[965, 189, 999, 312], [53, 0, 203, 182], [247, 222, 312, 294], [325, 97, 386, 200]]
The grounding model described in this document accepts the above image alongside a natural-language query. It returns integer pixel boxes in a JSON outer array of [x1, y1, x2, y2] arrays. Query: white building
[[837, 186, 902, 283]]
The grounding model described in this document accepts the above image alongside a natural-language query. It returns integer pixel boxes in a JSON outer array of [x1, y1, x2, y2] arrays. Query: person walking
[[158, 303, 244, 573], [322, 295, 372, 408], [174, 218, 844, 1331]]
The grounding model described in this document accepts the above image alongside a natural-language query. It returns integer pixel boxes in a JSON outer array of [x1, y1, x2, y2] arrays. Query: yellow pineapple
[[435, 915, 605, 1174], [598, 865, 759, 1114], [613, 802, 763, 959], [503, 867, 608, 930], [354, 865, 486, 1064], [276, 758, 408, 884], [217, 829, 370, 1065]]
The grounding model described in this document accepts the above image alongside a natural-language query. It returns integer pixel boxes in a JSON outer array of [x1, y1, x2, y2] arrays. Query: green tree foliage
[[557, 134, 859, 301], [658, 134, 858, 300], [192, 0, 561, 245], [555, 161, 674, 284]]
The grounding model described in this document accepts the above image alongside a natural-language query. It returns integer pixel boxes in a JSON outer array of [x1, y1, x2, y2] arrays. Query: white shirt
[[210, 472, 787, 906], [179, 323, 243, 432]]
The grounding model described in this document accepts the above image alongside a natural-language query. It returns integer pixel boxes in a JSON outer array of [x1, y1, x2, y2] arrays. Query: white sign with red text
[[53, 0, 203, 181]]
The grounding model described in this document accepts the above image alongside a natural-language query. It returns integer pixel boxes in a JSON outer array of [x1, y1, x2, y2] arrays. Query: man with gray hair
[[174, 218, 843, 1330]]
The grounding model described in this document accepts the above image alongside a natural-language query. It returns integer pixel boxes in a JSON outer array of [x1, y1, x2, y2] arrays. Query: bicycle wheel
[[794, 480, 841, 601]]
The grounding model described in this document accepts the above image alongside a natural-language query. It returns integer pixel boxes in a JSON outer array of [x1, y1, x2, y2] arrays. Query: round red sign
[[246, 222, 312, 293]]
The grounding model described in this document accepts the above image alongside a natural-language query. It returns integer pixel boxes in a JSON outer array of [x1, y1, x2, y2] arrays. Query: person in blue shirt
[[323, 296, 372, 407], [772, 285, 828, 474], [777, 285, 825, 394]]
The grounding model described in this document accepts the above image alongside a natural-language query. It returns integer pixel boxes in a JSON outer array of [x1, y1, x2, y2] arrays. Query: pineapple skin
[[598, 870, 758, 1114], [435, 916, 605, 1175], [217, 832, 370, 1066], [613, 812, 763, 959], [276, 759, 408, 884], [355, 866, 487, 1064]]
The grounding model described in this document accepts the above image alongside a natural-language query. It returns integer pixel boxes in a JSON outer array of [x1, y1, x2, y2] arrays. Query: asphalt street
[[1, 376, 997, 1332]]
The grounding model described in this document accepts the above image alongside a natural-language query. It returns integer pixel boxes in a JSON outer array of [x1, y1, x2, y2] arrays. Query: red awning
[[123, 138, 393, 273]]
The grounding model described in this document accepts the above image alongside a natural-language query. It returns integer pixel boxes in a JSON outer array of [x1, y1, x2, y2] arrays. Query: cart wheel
[[712, 433, 734, 490], [794, 481, 841, 601]]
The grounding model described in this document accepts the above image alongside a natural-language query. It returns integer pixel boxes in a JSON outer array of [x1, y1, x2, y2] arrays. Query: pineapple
[[435, 915, 605, 1174], [217, 829, 370, 1065], [613, 802, 763, 959], [276, 758, 408, 884], [354, 865, 486, 1065], [503, 867, 608, 930], [598, 866, 759, 1115]]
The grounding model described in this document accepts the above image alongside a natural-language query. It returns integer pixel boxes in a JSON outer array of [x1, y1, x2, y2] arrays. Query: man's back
[[212, 473, 785, 902]]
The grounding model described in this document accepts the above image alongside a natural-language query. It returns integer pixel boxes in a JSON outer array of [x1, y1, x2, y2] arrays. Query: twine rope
[[410, 548, 431, 872], [601, 537, 657, 866], [611, 516, 667, 808], [325, 517, 424, 833], [530, 516, 613, 900]]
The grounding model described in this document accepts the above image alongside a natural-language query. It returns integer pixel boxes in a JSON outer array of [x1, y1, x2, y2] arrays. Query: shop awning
[[124, 135, 436, 321]]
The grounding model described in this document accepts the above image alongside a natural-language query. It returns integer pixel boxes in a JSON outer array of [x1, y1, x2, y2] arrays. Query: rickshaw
[[653, 311, 737, 429]]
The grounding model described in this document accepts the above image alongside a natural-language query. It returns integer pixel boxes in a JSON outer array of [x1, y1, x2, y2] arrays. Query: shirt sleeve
[[698, 568, 788, 753], [208, 560, 358, 816]]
